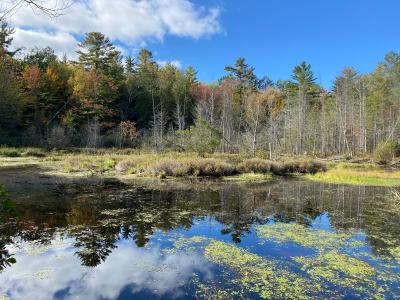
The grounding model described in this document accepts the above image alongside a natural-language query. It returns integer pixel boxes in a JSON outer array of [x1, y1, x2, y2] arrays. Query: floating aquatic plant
[[256, 223, 363, 250]]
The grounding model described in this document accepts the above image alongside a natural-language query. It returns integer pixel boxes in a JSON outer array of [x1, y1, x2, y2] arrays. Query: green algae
[[256, 223, 363, 250], [295, 250, 375, 285], [193, 278, 239, 300], [163, 235, 400, 299], [203, 240, 319, 300], [389, 246, 400, 263], [293, 251, 387, 299]]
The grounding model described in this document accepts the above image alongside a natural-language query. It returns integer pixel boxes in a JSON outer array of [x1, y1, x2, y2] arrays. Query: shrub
[[0, 148, 20, 157], [22, 148, 46, 157], [374, 141, 400, 162], [115, 160, 135, 173], [270, 160, 326, 176], [103, 158, 116, 171], [193, 159, 236, 177], [149, 160, 192, 177], [296, 160, 327, 174], [148, 158, 235, 177], [237, 158, 272, 174], [176, 119, 221, 156]]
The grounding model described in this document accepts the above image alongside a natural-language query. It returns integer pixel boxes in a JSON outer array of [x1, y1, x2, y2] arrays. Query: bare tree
[[1, 0, 71, 18]]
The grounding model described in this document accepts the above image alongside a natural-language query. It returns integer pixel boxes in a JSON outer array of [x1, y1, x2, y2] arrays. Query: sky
[[7, 0, 400, 87]]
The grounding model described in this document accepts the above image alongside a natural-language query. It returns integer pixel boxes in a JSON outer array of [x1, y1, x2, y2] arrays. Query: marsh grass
[[223, 173, 273, 181], [0, 148, 327, 179], [0, 147, 47, 158], [307, 165, 400, 187]]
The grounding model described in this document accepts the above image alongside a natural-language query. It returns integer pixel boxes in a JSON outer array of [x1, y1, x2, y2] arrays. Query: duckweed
[[256, 223, 363, 250], [203, 240, 319, 299], [389, 247, 400, 263], [294, 251, 382, 298]]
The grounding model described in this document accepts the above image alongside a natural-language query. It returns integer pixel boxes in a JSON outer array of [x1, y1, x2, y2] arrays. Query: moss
[[256, 223, 363, 250]]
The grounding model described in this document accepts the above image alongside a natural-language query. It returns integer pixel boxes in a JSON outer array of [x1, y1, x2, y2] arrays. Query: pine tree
[[0, 21, 20, 57], [77, 32, 121, 72]]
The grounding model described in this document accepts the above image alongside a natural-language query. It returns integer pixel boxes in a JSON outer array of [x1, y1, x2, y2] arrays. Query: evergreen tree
[[0, 21, 20, 56], [77, 32, 121, 72]]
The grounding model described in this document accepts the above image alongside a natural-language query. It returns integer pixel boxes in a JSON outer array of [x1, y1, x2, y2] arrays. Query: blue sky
[[10, 0, 400, 88], [152, 0, 400, 87]]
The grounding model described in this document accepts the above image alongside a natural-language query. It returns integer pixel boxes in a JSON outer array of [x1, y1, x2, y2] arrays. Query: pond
[[0, 171, 400, 299]]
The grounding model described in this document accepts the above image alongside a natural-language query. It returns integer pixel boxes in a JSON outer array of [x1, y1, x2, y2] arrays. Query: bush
[[0, 147, 47, 158], [270, 160, 326, 176], [148, 158, 235, 177], [374, 141, 400, 162], [115, 160, 136, 173], [237, 158, 272, 174], [0, 148, 20, 157], [194, 159, 236, 177], [150, 160, 192, 177], [176, 119, 221, 156], [22, 148, 47, 157]]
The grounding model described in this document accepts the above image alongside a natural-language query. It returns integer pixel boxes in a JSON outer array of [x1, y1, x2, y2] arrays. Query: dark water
[[0, 177, 400, 299]]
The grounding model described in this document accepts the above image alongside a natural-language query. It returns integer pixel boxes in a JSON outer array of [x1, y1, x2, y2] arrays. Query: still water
[[0, 173, 400, 299]]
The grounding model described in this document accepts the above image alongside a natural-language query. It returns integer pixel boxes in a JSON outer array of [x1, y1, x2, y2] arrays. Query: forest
[[1, 20, 399, 160]]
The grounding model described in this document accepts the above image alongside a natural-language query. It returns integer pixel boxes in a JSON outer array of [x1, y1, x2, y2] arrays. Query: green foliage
[[0, 23, 399, 160], [24, 47, 57, 70], [0, 147, 46, 157], [177, 119, 221, 156], [374, 141, 400, 162], [292, 61, 316, 85], [0, 184, 18, 220], [77, 32, 121, 72]]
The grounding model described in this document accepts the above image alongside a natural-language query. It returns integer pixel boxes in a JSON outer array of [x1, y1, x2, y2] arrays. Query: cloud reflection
[[0, 239, 212, 300]]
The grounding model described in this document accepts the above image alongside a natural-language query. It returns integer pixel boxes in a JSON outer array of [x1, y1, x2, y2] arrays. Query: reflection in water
[[3, 239, 211, 300], [0, 184, 18, 272], [0, 179, 399, 299]]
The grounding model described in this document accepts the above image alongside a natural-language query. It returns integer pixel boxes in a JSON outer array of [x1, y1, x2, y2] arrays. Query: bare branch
[[1, 0, 72, 19]]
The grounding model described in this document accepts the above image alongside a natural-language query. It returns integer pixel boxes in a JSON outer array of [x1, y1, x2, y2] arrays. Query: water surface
[[0, 175, 400, 299]]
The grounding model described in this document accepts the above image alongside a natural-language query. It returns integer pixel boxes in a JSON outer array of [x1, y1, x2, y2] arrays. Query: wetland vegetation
[[1, 1, 400, 299], [0, 163, 400, 299]]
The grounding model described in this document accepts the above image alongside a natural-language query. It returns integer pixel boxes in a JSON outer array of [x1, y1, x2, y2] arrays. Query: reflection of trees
[[0, 184, 18, 271], [0, 240, 15, 271], [74, 229, 117, 267], [1, 180, 399, 267]]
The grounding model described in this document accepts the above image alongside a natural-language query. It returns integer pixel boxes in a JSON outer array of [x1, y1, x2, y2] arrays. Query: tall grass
[[0, 147, 47, 158], [307, 163, 400, 187], [0, 148, 328, 179]]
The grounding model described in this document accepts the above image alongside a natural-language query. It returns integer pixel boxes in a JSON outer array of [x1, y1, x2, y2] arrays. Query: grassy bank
[[0, 147, 327, 181], [306, 162, 400, 187], [3, 147, 400, 186]]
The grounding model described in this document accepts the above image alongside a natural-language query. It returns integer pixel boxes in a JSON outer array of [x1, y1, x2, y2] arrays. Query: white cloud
[[13, 28, 78, 58], [0, 238, 213, 300], [8, 0, 221, 59], [157, 59, 182, 68]]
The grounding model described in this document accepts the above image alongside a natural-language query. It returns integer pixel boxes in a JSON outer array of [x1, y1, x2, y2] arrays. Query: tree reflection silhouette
[[0, 184, 18, 271], [0, 181, 399, 268]]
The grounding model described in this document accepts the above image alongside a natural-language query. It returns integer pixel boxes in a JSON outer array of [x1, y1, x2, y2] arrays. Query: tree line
[[0, 21, 399, 157]]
